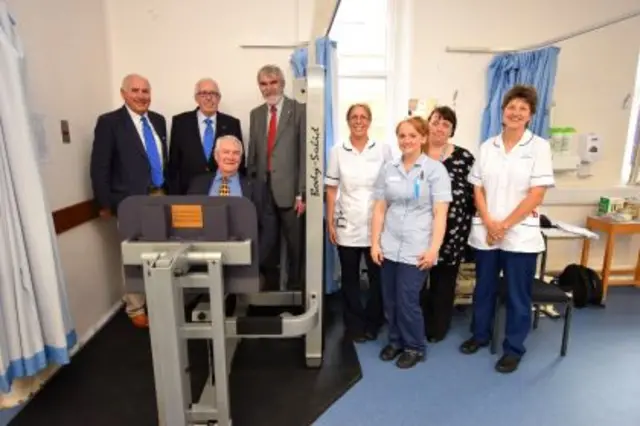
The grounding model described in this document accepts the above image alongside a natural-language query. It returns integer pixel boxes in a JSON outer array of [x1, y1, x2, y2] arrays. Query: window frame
[[622, 51, 640, 185], [331, 0, 397, 146]]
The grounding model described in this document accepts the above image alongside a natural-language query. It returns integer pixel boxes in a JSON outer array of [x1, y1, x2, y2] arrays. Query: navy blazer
[[167, 109, 245, 195], [90, 105, 168, 213], [187, 173, 277, 266]]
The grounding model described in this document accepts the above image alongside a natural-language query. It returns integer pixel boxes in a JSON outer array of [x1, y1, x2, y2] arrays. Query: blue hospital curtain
[[480, 46, 560, 142], [290, 37, 340, 294], [0, 2, 76, 395]]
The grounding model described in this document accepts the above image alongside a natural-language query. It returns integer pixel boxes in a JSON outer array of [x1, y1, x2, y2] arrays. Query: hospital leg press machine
[[118, 195, 322, 426]]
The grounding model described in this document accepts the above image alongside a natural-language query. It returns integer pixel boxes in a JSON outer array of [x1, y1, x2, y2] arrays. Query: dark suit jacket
[[90, 105, 168, 214], [187, 173, 277, 266], [168, 109, 245, 195]]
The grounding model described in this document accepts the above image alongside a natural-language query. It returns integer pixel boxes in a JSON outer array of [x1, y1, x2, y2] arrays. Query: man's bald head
[[120, 73, 151, 115]]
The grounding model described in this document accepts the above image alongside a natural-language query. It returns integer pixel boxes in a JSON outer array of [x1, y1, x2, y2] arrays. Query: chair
[[490, 233, 574, 357]]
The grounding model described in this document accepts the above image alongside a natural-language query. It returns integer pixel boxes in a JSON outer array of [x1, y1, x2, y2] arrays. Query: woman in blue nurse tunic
[[460, 85, 555, 374], [370, 116, 452, 369]]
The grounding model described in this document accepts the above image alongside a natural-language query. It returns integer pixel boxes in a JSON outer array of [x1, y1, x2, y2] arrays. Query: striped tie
[[218, 177, 230, 196]]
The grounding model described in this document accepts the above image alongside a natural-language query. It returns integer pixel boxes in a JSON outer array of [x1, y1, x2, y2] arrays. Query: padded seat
[[497, 277, 571, 304], [531, 279, 572, 304]]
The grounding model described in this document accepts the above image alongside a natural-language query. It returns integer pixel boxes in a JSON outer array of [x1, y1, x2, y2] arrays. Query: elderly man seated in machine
[[188, 135, 278, 267], [116, 133, 321, 426]]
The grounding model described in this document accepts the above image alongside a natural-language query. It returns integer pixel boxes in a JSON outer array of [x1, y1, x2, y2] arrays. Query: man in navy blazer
[[187, 135, 277, 268], [168, 78, 245, 195], [90, 73, 168, 328]]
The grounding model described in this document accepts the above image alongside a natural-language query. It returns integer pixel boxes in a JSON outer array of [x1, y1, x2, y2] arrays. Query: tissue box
[[597, 196, 626, 216]]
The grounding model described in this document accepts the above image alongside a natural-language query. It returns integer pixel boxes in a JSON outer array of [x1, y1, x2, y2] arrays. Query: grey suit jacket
[[247, 96, 306, 208]]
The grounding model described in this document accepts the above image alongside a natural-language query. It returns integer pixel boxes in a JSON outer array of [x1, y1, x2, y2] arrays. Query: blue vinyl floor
[[2, 287, 639, 426], [314, 287, 640, 426]]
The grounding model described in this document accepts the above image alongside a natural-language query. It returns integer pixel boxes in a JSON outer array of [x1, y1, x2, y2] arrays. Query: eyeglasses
[[197, 91, 221, 98]]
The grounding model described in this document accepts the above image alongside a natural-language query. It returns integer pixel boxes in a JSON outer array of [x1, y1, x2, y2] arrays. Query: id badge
[[335, 210, 347, 229]]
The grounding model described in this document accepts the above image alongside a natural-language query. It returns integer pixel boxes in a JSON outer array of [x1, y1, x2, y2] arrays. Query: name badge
[[335, 210, 347, 229], [388, 176, 401, 182]]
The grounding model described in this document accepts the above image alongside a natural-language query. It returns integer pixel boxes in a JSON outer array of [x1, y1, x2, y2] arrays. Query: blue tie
[[203, 118, 215, 160], [140, 116, 163, 187]]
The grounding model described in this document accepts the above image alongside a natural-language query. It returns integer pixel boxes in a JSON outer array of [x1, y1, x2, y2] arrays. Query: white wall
[[105, 0, 316, 140], [5, 0, 638, 352], [412, 0, 640, 189], [7, 0, 123, 341], [410, 0, 640, 270]]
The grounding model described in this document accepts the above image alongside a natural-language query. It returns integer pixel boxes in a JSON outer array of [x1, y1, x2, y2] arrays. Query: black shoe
[[364, 330, 378, 341], [459, 338, 489, 355], [427, 336, 443, 343], [379, 344, 402, 361], [495, 354, 521, 374], [345, 330, 366, 343], [396, 350, 425, 369]]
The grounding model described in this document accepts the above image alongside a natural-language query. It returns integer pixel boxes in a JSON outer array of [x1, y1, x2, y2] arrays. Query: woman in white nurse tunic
[[325, 104, 392, 342], [459, 85, 555, 374]]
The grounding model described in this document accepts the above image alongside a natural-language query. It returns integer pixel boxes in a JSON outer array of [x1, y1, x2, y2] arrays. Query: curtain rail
[[446, 9, 640, 54], [239, 44, 305, 49], [240, 0, 343, 50], [325, 0, 343, 36]]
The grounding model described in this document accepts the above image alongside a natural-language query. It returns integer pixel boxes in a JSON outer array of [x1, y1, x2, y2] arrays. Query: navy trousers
[[381, 259, 429, 353], [337, 245, 383, 335], [472, 249, 538, 357]]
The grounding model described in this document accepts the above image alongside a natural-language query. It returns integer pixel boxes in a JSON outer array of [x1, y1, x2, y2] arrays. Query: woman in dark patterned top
[[420, 106, 475, 342]]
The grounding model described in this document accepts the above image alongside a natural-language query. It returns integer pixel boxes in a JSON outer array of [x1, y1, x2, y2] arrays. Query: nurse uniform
[[325, 139, 392, 339], [466, 129, 554, 362]]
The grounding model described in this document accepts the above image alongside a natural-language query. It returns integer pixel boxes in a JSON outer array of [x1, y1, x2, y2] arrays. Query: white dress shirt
[[197, 109, 217, 146], [265, 96, 284, 133], [125, 106, 164, 165]]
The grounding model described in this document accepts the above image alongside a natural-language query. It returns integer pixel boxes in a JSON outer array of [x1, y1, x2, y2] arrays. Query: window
[[622, 52, 640, 184], [330, 0, 392, 145], [336, 77, 387, 142]]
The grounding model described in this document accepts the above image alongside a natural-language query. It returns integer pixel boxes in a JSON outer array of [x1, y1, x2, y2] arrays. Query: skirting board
[[71, 300, 124, 356], [544, 186, 639, 206]]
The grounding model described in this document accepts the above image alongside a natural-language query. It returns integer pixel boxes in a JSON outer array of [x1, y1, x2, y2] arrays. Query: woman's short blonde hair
[[346, 103, 372, 121]]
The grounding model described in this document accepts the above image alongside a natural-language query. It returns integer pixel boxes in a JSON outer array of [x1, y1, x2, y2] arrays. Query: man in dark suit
[[168, 78, 245, 195], [247, 65, 306, 289], [90, 73, 168, 328], [188, 135, 277, 266]]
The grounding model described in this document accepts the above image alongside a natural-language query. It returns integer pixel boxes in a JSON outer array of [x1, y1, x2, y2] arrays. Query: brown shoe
[[130, 313, 149, 328]]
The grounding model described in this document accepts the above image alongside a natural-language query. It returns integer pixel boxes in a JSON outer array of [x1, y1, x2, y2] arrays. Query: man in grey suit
[[248, 64, 306, 289]]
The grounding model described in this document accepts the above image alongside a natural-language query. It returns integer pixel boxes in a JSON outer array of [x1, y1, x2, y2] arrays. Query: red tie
[[267, 105, 277, 170]]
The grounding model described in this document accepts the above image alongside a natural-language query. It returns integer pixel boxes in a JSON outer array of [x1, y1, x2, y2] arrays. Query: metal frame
[[120, 23, 331, 426], [304, 64, 326, 367], [490, 232, 575, 358], [446, 9, 640, 54], [626, 108, 640, 185], [238, 0, 342, 49], [123, 241, 321, 426]]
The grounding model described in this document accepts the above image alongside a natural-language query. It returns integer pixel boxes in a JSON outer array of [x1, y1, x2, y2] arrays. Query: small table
[[580, 216, 640, 300]]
